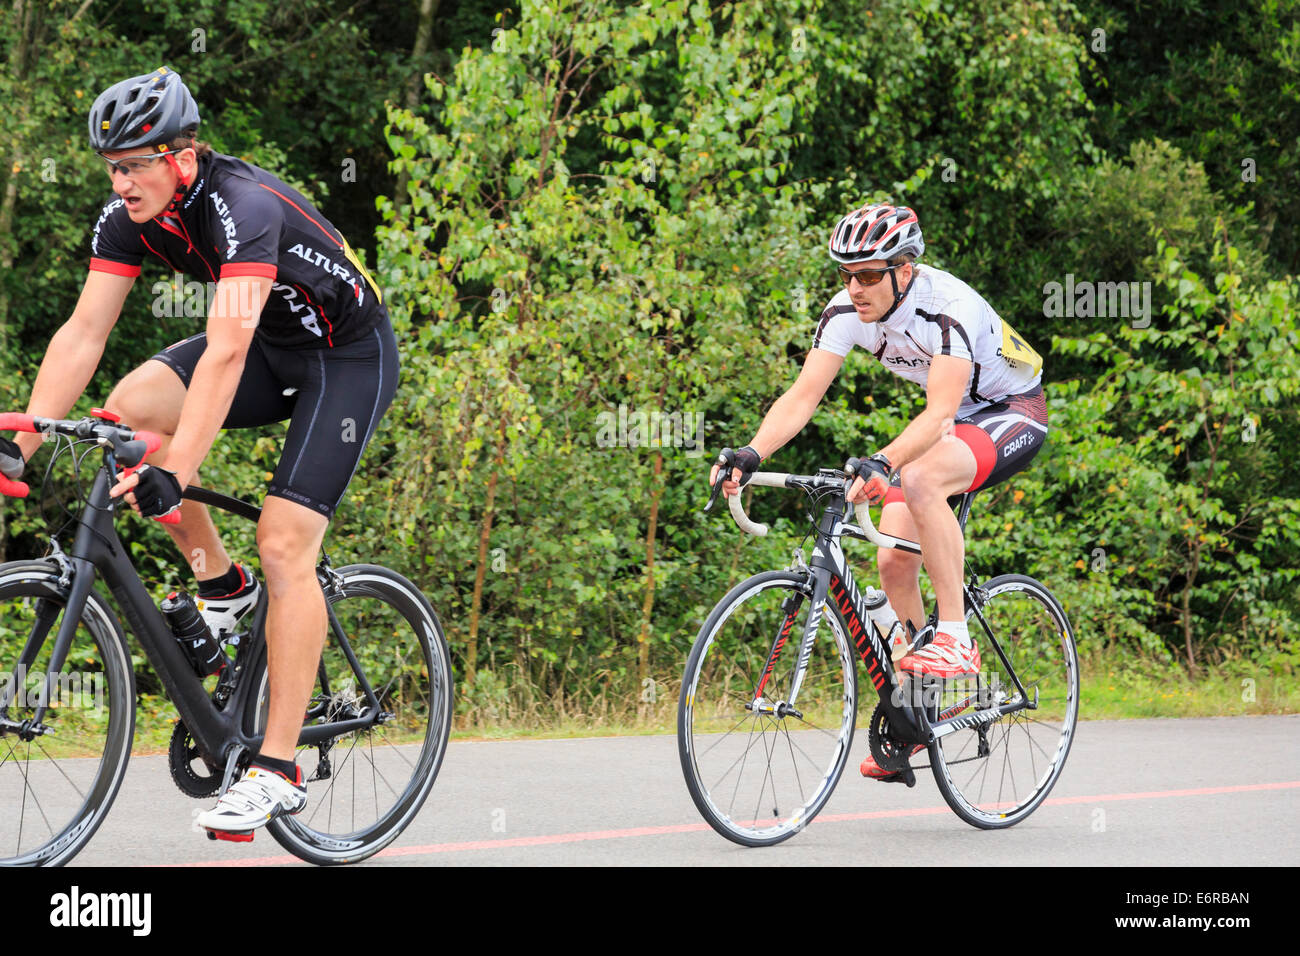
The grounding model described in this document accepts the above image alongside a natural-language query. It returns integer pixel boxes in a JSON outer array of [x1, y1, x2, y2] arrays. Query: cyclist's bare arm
[[160, 275, 272, 488], [712, 347, 845, 493], [875, 354, 970, 469], [16, 270, 134, 460]]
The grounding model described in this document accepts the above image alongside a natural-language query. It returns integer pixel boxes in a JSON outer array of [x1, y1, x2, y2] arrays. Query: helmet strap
[[878, 264, 917, 324], [162, 151, 191, 216]]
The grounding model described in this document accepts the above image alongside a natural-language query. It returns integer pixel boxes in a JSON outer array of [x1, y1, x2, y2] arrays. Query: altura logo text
[[210, 191, 239, 259]]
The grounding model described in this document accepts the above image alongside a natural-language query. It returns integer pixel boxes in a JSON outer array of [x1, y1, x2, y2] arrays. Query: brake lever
[[114, 430, 163, 479], [116, 439, 148, 469], [703, 448, 734, 514]]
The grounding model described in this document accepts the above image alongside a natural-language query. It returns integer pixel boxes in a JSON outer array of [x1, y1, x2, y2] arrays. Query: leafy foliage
[[1, 0, 1295, 725]]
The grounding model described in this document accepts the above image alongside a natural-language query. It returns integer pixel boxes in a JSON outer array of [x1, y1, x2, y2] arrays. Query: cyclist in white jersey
[[710, 203, 1048, 779]]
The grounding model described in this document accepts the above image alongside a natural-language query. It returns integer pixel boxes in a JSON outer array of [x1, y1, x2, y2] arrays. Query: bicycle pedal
[[877, 771, 911, 786], [206, 827, 254, 843]]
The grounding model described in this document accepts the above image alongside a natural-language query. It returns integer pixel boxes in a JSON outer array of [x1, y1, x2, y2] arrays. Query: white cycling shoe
[[197, 766, 307, 842], [197, 563, 260, 639]]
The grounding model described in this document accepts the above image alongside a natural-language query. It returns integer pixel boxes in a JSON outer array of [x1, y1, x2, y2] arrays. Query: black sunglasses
[[837, 263, 905, 288]]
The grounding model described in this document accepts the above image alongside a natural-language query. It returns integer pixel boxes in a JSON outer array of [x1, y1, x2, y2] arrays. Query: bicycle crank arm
[[218, 743, 249, 795]]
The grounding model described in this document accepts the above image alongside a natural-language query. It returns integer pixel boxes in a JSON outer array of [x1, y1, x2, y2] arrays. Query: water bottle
[[161, 592, 224, 676], [862, 587, 906, 661]]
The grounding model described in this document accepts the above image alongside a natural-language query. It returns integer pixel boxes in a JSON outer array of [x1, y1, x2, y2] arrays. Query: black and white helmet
[[828, 203, 925, 263], [88, 67, 200, 152]]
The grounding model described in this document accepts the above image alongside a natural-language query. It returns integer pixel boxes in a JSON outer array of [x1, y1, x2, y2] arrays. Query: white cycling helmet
[[828, 203, 925, 263]]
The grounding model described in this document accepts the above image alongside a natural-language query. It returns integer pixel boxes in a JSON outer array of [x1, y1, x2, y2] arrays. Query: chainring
[[168, 721, 223, 798], [867, 702, 916, 773]]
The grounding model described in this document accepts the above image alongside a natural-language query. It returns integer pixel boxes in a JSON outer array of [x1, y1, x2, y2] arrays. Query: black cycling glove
[[0, 436, 24, 481], [857, 452, 892, 504], [731, 445, 763, 486], [130, 465, 183, 519]]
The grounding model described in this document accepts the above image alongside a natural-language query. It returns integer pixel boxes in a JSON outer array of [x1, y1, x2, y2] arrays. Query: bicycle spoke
[[998, 721, 1015, 807], [780, 725, 806, 805], [33, 742, 90, 803], [694, 710, 762, 761], [17, 741, 59, 851], [753, 724, 779, 823], [727, 718, 762, 816]]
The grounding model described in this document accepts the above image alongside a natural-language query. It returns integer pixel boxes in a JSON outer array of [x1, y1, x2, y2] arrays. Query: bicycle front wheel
[[928, 574, 1079, 829], [678, 570, 856, 847], [247, 564, 453, 865], [0, 561, 135, 866]]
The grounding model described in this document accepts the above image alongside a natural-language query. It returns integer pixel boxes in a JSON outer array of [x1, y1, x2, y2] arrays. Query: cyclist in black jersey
[[1, 68, 399, 838]]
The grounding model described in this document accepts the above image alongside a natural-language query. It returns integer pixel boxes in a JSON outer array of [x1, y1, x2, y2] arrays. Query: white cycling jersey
[[811, 266, 1042, 415]]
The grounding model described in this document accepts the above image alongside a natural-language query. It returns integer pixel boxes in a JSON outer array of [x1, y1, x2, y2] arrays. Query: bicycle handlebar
[[0, 412, 176, 522], [717, 455, 921, 553]]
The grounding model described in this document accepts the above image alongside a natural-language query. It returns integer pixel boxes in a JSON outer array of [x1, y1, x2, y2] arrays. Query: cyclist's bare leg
[[104, 360, 234, 578], [877, 502, 924, 631], [896, 435, 977, 622], [255, 495, 329, 762]]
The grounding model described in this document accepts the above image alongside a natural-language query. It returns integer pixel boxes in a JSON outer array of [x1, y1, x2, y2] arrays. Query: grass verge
[[116, 654, 1299, 752]]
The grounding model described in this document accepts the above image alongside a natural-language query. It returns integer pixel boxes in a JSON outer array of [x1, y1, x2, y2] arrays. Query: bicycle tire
[[245, 564, 453, 865], [928, 573, 1078, 829], [0, 560, 136, 866], [678, 570, 857, 847]]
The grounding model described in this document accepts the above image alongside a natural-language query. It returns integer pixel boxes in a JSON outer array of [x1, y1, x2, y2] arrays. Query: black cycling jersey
[[89, 151, 383, 349]]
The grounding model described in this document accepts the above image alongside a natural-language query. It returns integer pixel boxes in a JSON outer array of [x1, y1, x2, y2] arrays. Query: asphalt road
[[61, 714, 1299, 867]]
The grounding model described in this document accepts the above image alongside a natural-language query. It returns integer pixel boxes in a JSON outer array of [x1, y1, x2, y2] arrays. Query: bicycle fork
[[749, 589, 814, 720], [0, 555, 96, 741]]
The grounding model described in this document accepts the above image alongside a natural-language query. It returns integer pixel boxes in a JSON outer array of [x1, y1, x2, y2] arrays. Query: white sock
[[938, 620, 970, 648]]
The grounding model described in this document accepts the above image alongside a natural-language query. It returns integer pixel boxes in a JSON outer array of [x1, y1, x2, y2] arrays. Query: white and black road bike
[[677, 451, 1078, 846]]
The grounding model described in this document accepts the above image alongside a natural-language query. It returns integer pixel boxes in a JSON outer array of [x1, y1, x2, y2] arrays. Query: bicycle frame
[[740, 473, 1036, 748], [9, 464, 384, 778]]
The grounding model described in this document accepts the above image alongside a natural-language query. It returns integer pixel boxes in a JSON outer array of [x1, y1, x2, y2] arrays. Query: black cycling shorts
[[881, 387, 1048, 505], [151, 320, 400, 518]]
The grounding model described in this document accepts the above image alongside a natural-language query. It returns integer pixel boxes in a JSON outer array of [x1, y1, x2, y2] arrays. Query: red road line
[[163, 780, 1300, 867]]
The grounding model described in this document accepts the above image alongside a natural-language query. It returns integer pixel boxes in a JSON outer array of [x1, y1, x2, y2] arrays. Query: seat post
[[954, 491, 977, 532]]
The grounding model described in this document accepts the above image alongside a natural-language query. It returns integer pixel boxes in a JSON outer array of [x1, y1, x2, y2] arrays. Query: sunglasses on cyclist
[[100, 148, 184, 178], [837, 263, 905, 288]]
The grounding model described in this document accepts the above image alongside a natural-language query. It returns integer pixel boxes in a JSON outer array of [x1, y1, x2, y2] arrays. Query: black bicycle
[[677, 451, 1078, 846], [0, 410, 453, 866]]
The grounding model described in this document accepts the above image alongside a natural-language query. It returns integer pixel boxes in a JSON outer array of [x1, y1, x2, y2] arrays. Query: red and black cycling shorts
[[881, 387, 1047, 506]]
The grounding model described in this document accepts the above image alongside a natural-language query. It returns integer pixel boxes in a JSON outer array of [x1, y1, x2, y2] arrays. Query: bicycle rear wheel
[[0, 561, 135, 865], [678, 570, 856, 847], [928, 574, 1078, 828], [247, 564, 453, 865]]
